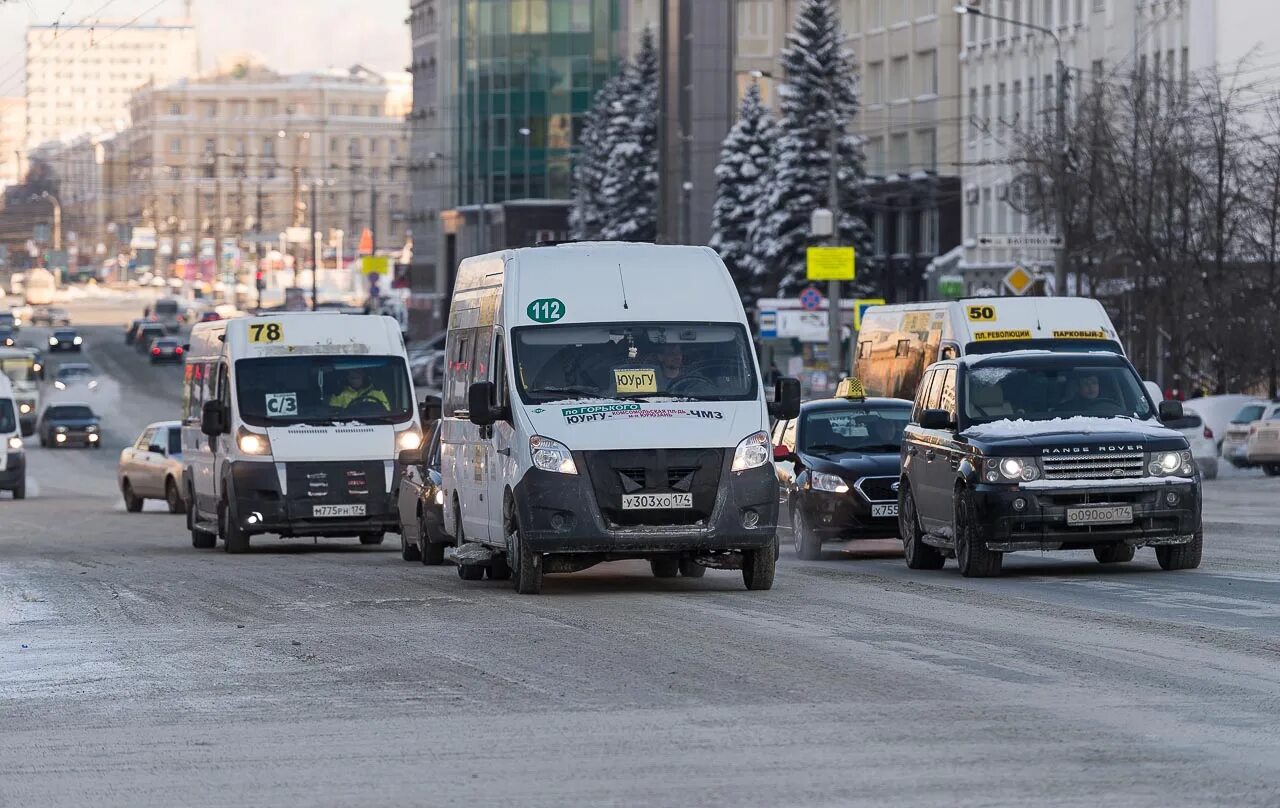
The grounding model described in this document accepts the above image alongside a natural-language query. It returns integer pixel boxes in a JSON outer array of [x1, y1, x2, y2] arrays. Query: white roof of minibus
[[863, 297, 1118, 341], [492, 242, 745, 326], [190, 312, 405, 360]]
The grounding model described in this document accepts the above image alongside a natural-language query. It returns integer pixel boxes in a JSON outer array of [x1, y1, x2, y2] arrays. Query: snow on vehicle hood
[[961, 416, 1180, 441], [521, 399, 766, 451]]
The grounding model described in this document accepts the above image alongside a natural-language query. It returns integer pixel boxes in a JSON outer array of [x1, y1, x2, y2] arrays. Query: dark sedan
[[773, 394, 913, 559], [48, 327, 83, 352], [395, 421, 449, 565], [134, 324, 166, 353], [149, 337, 184, 363], [37, 402, 102, 448]]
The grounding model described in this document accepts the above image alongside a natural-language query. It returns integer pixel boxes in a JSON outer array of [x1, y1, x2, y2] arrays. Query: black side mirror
[[1158, 400, 1184, 422], [201, 400, 228, 436], [920, 408, 953, 431], [419, 395, 442, 424], [768, 377, 802, 420], [397, 447, 424, 466], [468, 381, 509, 427]]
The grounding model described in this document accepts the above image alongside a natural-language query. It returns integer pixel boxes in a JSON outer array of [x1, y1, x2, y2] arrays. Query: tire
[[678, 559, 706, 578], [400, 531, 421, 562], [1093, 544, 1136, 564], [358, 533, 385, 545], [421, 535, 446, 566], [122, 480, 143, 513], [457, 562, 485, 580], [900, 485, 945, 570], [791, 506, 822, 561], [188, 483, 217, 548], [220, 497, 250, 554], [508, 513, 543, 595], [649, 557, 680, 578], [1264, 464, 1280, 478], [1156, 531, 1203, 571], [165, 478, 186, 514], [742, 536, 778, 591], [954, 488, 1001, 578], [12, 480, 25, 500]]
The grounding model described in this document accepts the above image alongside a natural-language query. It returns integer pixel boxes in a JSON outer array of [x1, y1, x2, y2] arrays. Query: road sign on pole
[[976, 233, 1063, 249], [1003, 265, 1035, 296], [799, 286, 825, 311], [806, 246, 856, 281], [853, 298, 885, 330]]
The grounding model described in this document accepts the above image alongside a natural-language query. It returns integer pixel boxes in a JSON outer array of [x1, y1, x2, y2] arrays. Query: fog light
[[742, 509, 760, 529], [1012, 497, 1026, 512], [55, 433, 67, 443], [246, 512, 262, 525], [549, 513, 565, 530], [1165, 492, 1179, 506]]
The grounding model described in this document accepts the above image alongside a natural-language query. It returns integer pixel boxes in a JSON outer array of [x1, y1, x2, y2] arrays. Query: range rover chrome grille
[[1041, 452, 1145, 480]]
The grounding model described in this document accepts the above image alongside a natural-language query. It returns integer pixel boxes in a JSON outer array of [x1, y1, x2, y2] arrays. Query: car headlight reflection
[[1148, 450, 1193, 477], [810, 471, 850, 493], [731, 430, 771, 472], [530, 435, 577, 475], [984, 456, 1040, 483]]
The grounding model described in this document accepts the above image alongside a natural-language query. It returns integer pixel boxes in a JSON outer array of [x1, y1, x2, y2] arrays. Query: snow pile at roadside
[[962, 416, 1179, 440], [54, 284, 137, 301]]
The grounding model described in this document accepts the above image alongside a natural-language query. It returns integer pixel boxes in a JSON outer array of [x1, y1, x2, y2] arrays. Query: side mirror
[[768, 377, 802, 420], [419, 395, 442, 424], [1158, 400, 1184, 422], [920, 408, 953, 431], [468, 381, 504, 427], [397, 447, 424, 466], [773, 444, 791, 462], [148, 444, 166, 455], [200, 400, 228, 436]]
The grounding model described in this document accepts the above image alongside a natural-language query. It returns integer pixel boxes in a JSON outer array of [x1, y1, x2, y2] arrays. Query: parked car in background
[[1244, 411, 1280, 477], [1180, 394, 1259, 455], [48, 327, 83, 352], [37, 402, 101, 448], [1220, 400, 1279, 468], [30, 307, 71, 327], [148, 336, 184, 364], [1166, 406, 1219, 480], [395, 422, 448, 564], [117, 421, 185, 513]]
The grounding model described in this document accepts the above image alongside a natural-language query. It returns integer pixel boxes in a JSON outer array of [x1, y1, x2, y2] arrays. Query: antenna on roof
[[616, 263, 629, 310]]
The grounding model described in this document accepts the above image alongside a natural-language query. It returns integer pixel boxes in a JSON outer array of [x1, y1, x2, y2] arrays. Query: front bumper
[[0, 452, 24, 488], [228, 460, 401, 537], [512, 460, 778, 554], [51, 430, 99, 446], [796, 490, 898, 540], [970, 478, 1201, 552]]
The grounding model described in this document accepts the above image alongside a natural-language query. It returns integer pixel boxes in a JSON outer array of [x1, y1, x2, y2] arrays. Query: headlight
[[55, 381, 67, 390], [73, 336, 83, 345], [32, 363, 41, 373], [19, 403, 31, 414], [48, 337, 58, 346], [396, 427, 423, 452], [7, 436, 22, 450], [55, 433, 67, 442], [88, 433, 99, 442], [984, 456, 1039, 483], [530, 435, 577, 475], [85, 425, 98, 433], [237, 428, 272, 456], [731, 430, 771, 472], [810, 470, 850, 493], [1149, 450, 1193, 477]]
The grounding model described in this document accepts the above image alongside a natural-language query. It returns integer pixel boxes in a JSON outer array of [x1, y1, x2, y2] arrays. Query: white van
[[853, 297, 1124, 400], [23, 268, 57, 306], [438, 242, 800, 594], [0, 347, 41, 436], [0, 374, 26, 499], [183, 312, 423, 552]]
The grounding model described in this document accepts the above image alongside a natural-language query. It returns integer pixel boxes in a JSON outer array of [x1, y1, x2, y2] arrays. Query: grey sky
[[0, 0, 412, 96]]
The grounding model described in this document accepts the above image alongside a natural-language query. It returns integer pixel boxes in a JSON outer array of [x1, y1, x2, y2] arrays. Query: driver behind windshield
[[329, 368, 389, 412], [1058, 371, 1110, 414], [654, 343, 686, 388]]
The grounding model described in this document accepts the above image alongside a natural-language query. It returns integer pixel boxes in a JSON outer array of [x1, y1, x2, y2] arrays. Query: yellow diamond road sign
[[1003, 265, 1034, 296], [806, 246, 856, 281]]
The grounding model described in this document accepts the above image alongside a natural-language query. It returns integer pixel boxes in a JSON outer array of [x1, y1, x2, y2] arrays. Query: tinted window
[[49, 406, 94, 419], [234, 355, 414, 426], [938, 368, 957, 417], [1232, 405, 1264, 423], [924, 369, 945, 411], [0, 399, 15, 433], [167, 428, 182, 454], [963, 362, 1152, 425], [155, 300, 180, 316], [800, 406, 911, 454]]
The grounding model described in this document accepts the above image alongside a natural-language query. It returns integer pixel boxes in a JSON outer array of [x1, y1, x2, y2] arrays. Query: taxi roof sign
[[835, 377, 866, 400]]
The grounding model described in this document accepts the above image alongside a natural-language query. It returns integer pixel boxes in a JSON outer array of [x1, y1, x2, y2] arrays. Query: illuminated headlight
[[396, 427, 423, 452], [88, 380, 98, 390], [810, 470, 850, 493], [530, 435, 578, 475], [48, 337, 58, 346], [19, 403, 32, 414], [73, 336, 83, 345], [236, 428, 272, 456], [7, 436, 22, 450], [434, 489, 444, 505], [88, 433, 99, 442], [1149, 450, 1193, 477], [985, 456, 1039, 482], [32, 363, 41, 373], [54, 381, 67, 390], [731, 430, 771, 472], [55, 433, 67, 443]]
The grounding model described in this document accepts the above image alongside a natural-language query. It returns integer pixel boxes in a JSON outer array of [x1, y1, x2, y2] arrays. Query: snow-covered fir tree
[[750, 0, 874, 295], [710, 81, 777, 308], [597, 27, 659, 242], [569, 73, 625, 240]]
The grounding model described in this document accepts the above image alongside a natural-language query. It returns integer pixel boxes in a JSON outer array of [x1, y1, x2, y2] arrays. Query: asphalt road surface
[[3, 297, 1280, 807]]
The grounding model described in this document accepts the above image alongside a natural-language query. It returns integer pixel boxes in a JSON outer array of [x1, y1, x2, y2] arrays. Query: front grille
[[583, 449, 724, 527], [1041, 452, 1144, 480], [855, 476, 898, 502]]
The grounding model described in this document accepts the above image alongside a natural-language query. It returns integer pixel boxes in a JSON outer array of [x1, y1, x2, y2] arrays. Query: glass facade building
[[455, 0, 625, 205]]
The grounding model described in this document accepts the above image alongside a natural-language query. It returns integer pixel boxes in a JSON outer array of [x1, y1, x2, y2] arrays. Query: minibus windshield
[[511, 322, 758, 404], [0, 399, 15, 433], [0, 357, 35, 383], [235, 355, 414, 426]]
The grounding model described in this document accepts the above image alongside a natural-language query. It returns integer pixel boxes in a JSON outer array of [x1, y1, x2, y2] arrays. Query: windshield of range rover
[[512, 322, 758, 404], [964, 363, 1153, 424], [235, 356, 414, 426]]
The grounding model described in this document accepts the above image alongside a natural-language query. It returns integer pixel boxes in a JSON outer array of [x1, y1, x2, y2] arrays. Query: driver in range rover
[[329, 368, 390, 411]]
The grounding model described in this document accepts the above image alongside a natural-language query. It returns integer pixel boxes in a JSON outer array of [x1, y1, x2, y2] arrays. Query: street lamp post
[[39, 191, 62, 251], [955, 4, 1069, 295]]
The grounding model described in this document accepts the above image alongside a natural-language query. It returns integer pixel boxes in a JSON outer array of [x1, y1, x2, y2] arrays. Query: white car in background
[[1179, 394, 1261, 455], [1167, 406, 1219, 480], [1221, 400, 1279, 469], [117, 421, 186, 513], [1245, 410, 1280, 477]]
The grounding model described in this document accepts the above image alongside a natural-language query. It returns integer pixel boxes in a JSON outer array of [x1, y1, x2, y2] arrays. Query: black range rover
[[898, 351, 1202, 577]]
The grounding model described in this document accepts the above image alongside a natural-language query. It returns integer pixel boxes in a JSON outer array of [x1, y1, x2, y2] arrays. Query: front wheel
[[1155, 532, 1203, 571], [792, 507, 822, 561], [901, 486, 945, 570], [12, 480, 25, 500], [419, 514, 445, 565], [955, 488, 1001, 578], [742, 536, 778, 591], [1264, 464, 1280, 478], [508, 516, 543, 595], [400, 532, 421, 562], [220, 498, 250, 554]]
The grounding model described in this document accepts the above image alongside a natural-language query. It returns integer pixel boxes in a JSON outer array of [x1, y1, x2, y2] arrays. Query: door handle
[[497, 447, 510, 456]]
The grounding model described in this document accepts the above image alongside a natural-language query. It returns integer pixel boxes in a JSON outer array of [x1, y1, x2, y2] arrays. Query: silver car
[[117, 420, 186, 513]]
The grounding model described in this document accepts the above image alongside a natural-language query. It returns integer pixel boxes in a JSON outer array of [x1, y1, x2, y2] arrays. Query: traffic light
[[255, 269, 266, 291]]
